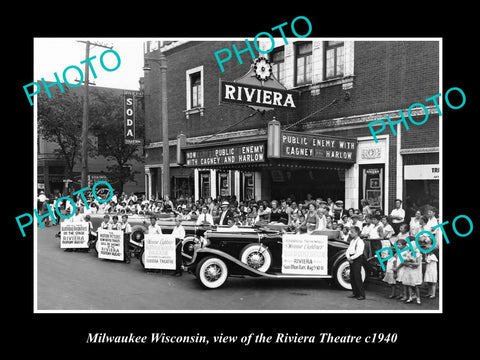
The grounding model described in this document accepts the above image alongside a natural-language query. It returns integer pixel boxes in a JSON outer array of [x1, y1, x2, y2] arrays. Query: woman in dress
[[300, 202, 321, 234], [270, 200, 286, 223], [247, 205, 258, 225], [401, 238, 423, 305], [360, 199, 372, 216], [256, 204, 270, 223], [423, 236, 438, 299]]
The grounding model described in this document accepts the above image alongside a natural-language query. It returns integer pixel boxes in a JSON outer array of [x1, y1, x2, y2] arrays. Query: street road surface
[[36, 226, 439, 311]]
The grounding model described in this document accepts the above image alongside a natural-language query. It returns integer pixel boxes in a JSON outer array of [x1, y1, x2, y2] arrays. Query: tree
[[89, 89, 144, 194], [37, 87, 96, 180]]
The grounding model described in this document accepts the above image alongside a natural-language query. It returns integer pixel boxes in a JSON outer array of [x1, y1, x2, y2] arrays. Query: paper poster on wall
[[281, 234, 328, 275], [60, 222, 89, 249], [143, 234, 176, 270], [97, 229, 124, 261]]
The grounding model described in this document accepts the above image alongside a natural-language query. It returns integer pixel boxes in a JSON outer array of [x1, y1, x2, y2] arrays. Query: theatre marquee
[[183, 141, 267, 167]]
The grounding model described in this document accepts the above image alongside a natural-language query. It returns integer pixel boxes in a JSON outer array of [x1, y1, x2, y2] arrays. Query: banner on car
[[97, 229, 124, 261], [143, 234, 176, 270], [281, 234, 328, 275], [60, 222, 89, 249]]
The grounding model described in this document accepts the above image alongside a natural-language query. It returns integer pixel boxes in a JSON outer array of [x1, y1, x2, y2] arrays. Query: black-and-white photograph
[[32, 37, 444, 313]]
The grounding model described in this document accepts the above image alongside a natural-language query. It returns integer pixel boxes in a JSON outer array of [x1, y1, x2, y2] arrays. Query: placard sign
[[143, 234, 176, 270], [97, 229, 124, 261], [60, 222, 89, 249], [281, 234, 328, 275], [404, 164, 440, 180]]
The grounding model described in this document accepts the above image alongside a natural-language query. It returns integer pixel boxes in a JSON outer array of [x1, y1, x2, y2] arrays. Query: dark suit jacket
[[216, 210, 235, 225]]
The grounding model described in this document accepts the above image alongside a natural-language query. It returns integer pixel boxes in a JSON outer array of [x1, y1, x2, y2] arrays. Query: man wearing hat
[[333, 200, 346, 221], [216, 201, 235, 225]]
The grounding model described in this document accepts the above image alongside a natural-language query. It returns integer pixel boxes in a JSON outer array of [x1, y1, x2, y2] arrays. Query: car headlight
[[201, 237, 211, 248]]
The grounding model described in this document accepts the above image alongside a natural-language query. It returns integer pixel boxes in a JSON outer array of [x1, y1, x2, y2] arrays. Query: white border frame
[[34, 37, 442, 314]]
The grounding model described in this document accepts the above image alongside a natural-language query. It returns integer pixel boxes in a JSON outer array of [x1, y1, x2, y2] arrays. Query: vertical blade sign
[[124, 91, 136, 144]]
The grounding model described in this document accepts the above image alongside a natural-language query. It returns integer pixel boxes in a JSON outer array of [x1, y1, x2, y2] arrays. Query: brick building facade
[[142, 39, 440, 218]]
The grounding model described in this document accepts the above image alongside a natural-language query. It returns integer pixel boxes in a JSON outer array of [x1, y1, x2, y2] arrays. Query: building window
[[199, 171, 210, 199], [295, 42, 312, 86], [217, 172, 230, 197], [242, 172, 255, 201], [190, 72, 201, 108], [185, 66, 204, 118], [324, 41, 344, 79], [271, 47, 285, 84]]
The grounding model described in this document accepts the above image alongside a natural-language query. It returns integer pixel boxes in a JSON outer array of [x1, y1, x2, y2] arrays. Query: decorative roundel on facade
[[253, 57, 273, 81]]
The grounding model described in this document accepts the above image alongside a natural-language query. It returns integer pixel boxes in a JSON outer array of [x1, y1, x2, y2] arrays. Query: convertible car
[[182, 225, 368, 290], [89, 214, 371, 290]]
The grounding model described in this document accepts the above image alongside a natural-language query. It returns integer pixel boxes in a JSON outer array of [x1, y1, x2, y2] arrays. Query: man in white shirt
[[120, 215, 133, 264], [346, 226, 366, 300], [196, 206, 214, 226], [389, 199, 405, 234], [171, 216, 186, 276], [367, 215, 384, 258], [147, 216, 163, 234], [38, 191, 48, 205]]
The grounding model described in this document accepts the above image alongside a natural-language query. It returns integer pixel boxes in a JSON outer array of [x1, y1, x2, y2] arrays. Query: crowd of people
[[39, 189, 439, 303]]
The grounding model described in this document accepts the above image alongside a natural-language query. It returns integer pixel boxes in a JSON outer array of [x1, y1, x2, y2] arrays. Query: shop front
[[402, 151, 439, 217]]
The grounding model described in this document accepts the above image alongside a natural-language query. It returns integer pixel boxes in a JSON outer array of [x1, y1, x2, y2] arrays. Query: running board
[[196, 248, 332, 279], [256, 274, 332, 279]]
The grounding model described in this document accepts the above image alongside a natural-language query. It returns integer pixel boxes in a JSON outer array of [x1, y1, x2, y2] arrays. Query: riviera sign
[[219, 80, 297, 110]]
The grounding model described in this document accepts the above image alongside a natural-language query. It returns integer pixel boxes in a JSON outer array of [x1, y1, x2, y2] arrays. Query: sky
[[34, 38, 148, 91]]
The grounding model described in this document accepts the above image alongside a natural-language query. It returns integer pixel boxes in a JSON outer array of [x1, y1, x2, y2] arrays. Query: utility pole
[[77, 40, 112, 188], [159, 52, 170, 198], [144, 50, 170, 198]]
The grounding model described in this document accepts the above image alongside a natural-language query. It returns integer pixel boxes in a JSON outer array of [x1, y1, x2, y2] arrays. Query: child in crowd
[[111, 215, 121, 230], [383, 248, 398, 298], [379, 216, 394, 260], [395, 238, 407, 301], [288, 212, 302, 233], [297, 214, 307, 234], [401, 238, 422, 305], [423, 237, 438, 299], [381, 215, 395, 239], [396, 223, 410, 241], [98, 214, 111, 231]]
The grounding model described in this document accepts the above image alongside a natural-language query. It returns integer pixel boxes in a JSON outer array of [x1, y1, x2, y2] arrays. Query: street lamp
[[144, 51, 170, 198]]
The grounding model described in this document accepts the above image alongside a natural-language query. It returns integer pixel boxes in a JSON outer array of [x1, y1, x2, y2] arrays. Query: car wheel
[[239, 243, 272, 272], [332, 259, 366, 291], [196, 256, 229, 289], [130, 226, 146, 244]]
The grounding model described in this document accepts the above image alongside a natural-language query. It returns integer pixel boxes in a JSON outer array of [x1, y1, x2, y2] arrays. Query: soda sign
[[124, 91, 141, 145]]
